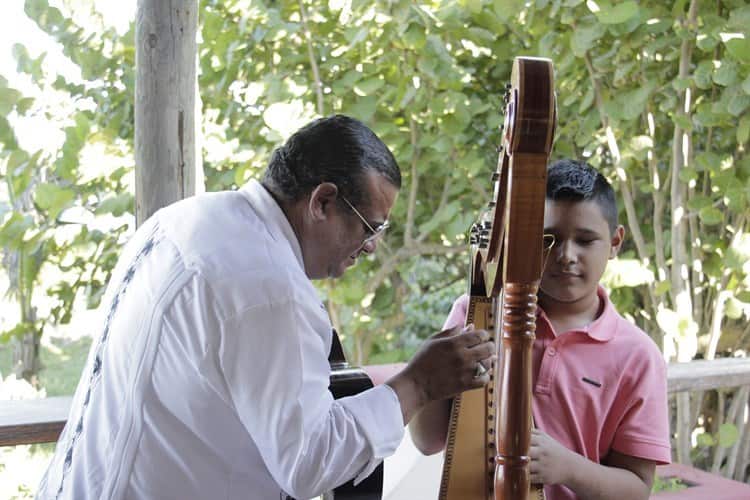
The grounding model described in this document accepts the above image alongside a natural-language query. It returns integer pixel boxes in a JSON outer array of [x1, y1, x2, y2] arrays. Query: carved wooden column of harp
[[438, 57, 556, 500]]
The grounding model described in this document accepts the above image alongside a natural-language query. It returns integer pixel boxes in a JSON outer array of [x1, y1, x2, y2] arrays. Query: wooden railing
[[0, 395, 71, 447], [3, 358, 750, 455], [666, 357, 750, 483]]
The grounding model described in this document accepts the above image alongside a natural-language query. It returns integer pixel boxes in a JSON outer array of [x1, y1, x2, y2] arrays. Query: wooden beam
[[667, 357, 750, 394], [135, 0, 201, 226]]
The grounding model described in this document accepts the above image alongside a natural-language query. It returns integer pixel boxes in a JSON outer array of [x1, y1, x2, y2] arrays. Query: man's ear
[[308, 183, 339, 222], [609, 225, 625, 258]]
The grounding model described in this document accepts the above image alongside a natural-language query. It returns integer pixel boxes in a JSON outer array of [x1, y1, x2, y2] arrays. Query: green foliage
[[651, 475, 689, 493], [0, 0, 136, 380]]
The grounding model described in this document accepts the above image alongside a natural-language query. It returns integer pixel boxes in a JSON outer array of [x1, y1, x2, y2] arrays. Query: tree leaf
[[0, 212, 34, 248], [725, 38, 750, 63], [738, 115, 750, 144], [594, 1, 639, 25], [0, 86, 22, 115], [723, 186, 747, 212], [714, 61, 739, 86], [696, 34, 718, 52], [95, 193, 134, 217], [718, 423, 739, 448], [694, 60, 715, 89], [686, 195, 713, 212], [570, 23, 606, 56], [728, 6, 750, 30], [698, 206, 723, 226], [493, 0, 524, 21], [349, 95, 378, 122], [353, 77, 385, 96], [34, 183, 76, 220], [696, 432, 715, 448], [401, 23, 426, 50], [672, 113, 693, 131], [725, 297, 744, 320], [728, 94, 750, 117]]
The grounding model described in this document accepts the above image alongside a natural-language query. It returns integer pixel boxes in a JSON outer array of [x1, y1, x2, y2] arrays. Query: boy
[[410, 159, 671, 499]]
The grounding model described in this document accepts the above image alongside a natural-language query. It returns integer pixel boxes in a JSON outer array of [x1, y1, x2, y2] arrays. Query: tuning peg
[[487, 201, 496, 208], [495, 144, 504, 153], [483, 220, 492, 229], [505, 82, 512, 90], [491, 172, 500, 181]]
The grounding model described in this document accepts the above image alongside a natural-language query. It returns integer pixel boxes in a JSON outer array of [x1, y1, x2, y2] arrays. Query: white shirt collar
[[239, 179, 305, 271]]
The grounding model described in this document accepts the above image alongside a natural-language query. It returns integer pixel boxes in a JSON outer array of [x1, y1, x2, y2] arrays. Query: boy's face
[[539, 199, 624, 306]]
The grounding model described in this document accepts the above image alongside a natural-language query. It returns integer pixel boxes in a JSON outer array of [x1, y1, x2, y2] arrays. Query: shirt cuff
[[337, 383, 404, 484]]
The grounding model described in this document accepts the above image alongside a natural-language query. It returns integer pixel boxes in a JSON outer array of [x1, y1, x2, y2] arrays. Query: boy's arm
[[409, 293, 469, 455], [409, 398, 452, 455], [530, 429, 655, 500], [569, 449, 654, 499]]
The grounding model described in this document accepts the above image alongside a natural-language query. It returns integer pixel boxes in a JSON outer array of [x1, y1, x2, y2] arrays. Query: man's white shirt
[[37, 180, 404, 500]]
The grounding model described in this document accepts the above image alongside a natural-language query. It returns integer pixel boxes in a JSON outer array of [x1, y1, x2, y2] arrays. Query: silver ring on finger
[[474, 362, 487, 378]]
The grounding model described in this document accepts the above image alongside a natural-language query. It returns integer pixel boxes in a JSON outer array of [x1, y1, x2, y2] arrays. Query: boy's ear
[[308, 183, 338, 221], [609, 225, 625, 258]]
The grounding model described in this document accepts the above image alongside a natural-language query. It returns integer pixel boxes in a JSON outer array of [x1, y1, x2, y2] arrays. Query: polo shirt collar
[[537, 285, 618, 342], [238, 179, 305, 270]]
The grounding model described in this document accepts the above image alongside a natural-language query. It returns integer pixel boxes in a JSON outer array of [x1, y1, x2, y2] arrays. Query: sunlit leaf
[[594, 1, 639, 25], [718, 423, 739, 448], [34, 183, 76, 220], [696, 432, 715, 447], [602, 258, 655, 288]]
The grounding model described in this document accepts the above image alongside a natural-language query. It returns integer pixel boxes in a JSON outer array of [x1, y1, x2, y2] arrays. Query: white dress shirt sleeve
[[218, 296, 404, 499]]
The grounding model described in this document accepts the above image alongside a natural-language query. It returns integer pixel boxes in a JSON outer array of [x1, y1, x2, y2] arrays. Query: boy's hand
[[529, 428, 577, 486]]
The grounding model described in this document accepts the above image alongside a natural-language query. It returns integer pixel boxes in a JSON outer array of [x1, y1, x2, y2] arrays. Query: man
[[38, 115, 494, 500]]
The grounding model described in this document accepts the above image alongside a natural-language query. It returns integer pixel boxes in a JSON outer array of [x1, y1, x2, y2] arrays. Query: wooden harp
[[439, 57, 556, 500]]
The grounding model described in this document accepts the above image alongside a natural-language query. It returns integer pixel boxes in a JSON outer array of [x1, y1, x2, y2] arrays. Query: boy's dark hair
[[261, 114, 401, 207], [546, 159, 618, 234]]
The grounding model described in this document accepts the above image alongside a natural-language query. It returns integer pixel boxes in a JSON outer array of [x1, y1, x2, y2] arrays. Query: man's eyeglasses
[[339, 195, 390, 247]]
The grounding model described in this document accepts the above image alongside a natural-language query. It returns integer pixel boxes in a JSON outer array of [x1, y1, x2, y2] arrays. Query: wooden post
[[135, 0, 202, 226]]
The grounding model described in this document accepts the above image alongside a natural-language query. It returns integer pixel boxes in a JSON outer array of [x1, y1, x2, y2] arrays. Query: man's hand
[[386, 325, 495, 424], [529, 428, 576, 486]]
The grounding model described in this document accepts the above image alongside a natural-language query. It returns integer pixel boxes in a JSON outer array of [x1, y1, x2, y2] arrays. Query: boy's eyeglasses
[[339, 195, 389, 247]]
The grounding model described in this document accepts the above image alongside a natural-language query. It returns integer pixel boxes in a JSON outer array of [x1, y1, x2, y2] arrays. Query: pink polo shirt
[[443, 286, 671, 499]]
